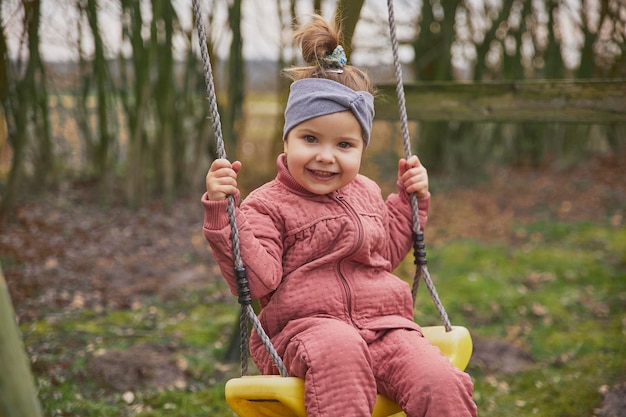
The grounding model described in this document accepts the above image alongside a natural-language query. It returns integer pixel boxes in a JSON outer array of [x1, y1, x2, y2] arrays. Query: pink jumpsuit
[[203, 154, 477, 417]]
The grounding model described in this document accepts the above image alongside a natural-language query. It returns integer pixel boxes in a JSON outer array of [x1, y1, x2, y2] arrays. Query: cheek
[[350, 153, 363, 171], [341, 157, 361, 179]]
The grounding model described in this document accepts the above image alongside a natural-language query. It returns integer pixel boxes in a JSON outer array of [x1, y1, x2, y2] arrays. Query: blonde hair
[[283, 15, 375, 95]]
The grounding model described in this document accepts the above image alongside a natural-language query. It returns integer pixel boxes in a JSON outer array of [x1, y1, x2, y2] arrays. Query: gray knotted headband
[[283, 78, 375, 146]]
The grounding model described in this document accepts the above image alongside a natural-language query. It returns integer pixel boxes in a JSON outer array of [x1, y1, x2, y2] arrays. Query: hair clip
[[321, 45, 347, 68]]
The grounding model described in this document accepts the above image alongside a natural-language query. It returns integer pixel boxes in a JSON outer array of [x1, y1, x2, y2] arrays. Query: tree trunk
[[1, 0, 44, 219], [335, 0, 365, 59], [0, 265, 43, 417], [86, 0, 112, 187], [270, 0, 298, 163], [411, 1, 457, 171], [186, 0, 217, 192], [75, 3, 96, 175], [120, 0, 152, 206], [152, 0, 176, 200], [26, 0, 52, 192], [0, 1, 7, 104], [473, 1, 515, 81], [224, 0, 244, 158], [543, 1, 565, 79]]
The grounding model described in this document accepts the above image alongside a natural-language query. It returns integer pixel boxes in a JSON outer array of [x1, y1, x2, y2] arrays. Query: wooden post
[[0, 265, 42, 417]]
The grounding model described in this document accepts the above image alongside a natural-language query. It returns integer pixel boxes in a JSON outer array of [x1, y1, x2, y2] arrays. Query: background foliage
[[1, 0, 625, 216]]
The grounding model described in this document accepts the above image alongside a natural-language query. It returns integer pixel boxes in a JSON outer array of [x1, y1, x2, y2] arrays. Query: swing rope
[[385, 0, 452, 332], [191, 0, 288, 378]]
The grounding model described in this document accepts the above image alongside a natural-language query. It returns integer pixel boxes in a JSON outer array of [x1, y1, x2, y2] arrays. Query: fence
[[375, 79, 626, 124]]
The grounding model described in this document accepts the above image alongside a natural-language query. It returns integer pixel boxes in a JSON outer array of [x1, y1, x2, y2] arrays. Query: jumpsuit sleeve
[[202, 192, 284, 299], [383, 185, 430, 270]]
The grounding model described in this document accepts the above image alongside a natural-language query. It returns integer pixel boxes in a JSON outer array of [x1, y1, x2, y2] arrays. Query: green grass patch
[[23, 282, 238, 417], [409, 220, 625, 416]]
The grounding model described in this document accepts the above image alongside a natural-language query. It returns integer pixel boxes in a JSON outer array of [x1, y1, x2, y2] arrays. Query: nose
[[315, 146, 335, 164]]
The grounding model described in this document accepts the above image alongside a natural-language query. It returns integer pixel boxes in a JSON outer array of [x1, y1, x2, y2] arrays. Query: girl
[[202, 15, 476, 417]]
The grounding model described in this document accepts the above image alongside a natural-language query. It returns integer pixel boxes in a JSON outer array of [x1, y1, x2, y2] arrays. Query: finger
[[398, 158, 408, 177], [398, 156, 423, 175], [207, 178, 238, 200], [231, 160, 242, 174], [407, 154, 422, 168], [209, 161, 240, 181], [211, 168, 238, 181], [401, 166, 426, 183], [210, 158, 233, 172], [404, 179, 426, 195]]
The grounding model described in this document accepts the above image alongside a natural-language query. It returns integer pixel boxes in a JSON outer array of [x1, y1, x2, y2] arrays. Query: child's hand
[[206, 159, 242, 201], [398, 155, 429, 198]]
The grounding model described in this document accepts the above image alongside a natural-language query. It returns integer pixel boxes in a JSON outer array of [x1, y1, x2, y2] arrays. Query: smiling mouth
[[308, 169, 337, 178]]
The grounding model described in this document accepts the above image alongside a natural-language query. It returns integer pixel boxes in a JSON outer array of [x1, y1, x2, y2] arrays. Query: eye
[[338, 141, 352, 149], [303, 135, 317, 143]]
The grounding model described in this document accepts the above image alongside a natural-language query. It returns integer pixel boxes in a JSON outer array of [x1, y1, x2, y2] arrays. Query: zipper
[[333, 191, 365, 322]]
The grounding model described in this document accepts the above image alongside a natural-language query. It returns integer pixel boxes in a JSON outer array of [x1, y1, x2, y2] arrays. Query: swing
[[191, 1, 473, 416], [223, 325, 472, 417]]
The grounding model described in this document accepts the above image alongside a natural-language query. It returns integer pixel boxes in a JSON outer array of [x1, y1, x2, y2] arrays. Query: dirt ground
[[1, 150, 625, 413]]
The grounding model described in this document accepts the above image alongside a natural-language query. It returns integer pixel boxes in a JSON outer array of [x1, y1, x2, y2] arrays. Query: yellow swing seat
[[225, 325, 472, 417]]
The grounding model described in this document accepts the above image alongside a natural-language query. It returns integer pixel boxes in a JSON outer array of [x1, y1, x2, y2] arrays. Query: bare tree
[[118, 0, 152, 206], [151, 0, 176, 200], [85, 0, 113, 185], [224, 0, 244, 159], [1, 0, 51, 220], [335, 0, 365, 60]]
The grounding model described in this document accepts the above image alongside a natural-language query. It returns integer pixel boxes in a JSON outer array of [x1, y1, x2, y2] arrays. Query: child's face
[[284, 111, 364, 195]]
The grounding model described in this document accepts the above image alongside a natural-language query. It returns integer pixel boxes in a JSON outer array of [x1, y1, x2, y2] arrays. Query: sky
[[2, 0, 419, 65]]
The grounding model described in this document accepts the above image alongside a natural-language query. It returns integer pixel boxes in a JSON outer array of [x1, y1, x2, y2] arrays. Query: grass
[[407, 219, 626, 417], [20, 219, 626, 416], [23, 280, 238, 417]]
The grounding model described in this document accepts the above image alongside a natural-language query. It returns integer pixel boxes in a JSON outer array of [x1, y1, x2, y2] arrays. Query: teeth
[[312, 170, 334, 177]]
